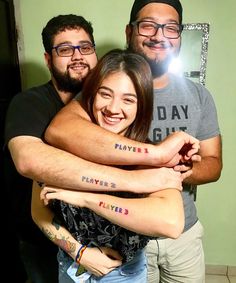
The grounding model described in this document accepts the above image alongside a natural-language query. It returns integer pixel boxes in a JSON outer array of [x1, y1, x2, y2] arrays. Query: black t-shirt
[[4, 81, 64, 246]]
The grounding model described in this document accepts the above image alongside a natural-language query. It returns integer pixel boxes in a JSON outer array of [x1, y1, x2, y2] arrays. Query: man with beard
[[44, 1, 222, 282], [4, 14, 98, 283]]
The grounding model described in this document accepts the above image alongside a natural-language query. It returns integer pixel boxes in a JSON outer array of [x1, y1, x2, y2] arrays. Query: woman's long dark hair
[[81, 49, 153, 142]]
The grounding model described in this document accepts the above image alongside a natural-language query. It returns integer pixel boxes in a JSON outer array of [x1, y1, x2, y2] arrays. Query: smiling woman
[[92, 72, 138, 135], [81, 48, 154, 141]]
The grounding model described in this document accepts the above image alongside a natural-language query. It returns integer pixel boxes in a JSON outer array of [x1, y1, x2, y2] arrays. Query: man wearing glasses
[[4, 14, 99, 283], [126, 2, 221, 281], [44, 1, 222, 282]]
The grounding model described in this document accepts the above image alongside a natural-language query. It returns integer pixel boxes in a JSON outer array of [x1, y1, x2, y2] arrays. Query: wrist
[[75, 244, 87, 264], [147, 144, 163, 166]]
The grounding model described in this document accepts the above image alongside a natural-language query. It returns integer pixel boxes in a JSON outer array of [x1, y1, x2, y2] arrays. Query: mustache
[[68, 62, 89, 68], [144, 40, 171, 49]]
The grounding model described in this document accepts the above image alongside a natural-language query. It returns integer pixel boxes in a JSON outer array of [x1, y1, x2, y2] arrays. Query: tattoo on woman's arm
[[99, 201, 129, 215], [42, 227, 76, 253], [115, 143, 149, 154]]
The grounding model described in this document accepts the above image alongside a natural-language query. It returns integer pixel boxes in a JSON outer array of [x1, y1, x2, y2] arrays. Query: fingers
[[40, 186, 59, 205], [81, 246, 122, 277], [101, 247, 123, 261], [181, 169, 192, 180], [191, 154, 201, 162], [174, 164, 190, 172]]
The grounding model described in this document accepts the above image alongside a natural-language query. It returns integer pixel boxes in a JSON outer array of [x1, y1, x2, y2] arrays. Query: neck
[[153, 73, 170, 89], [59, 91, 75, 104], [53, 82, 75, 104], [51, 77, 76, 104]]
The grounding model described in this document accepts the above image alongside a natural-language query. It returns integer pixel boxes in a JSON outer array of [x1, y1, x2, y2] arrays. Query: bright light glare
[[168, 57, 183, 76]]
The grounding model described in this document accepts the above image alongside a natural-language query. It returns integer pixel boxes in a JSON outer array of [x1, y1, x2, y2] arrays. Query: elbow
[[208, 165, 223, 183], [13, 150, 38, 179], [14, 155, 33, 178], [207, 157, 223, 183], [167, 220, 184, 239], [44, 125, 57, 146], [163, 215, 184, 239], [152, 217, 184, 239], [214, 165, 223, 182]]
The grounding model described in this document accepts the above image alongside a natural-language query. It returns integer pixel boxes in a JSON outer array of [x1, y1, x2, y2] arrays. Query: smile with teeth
[[102, 113, 123, 125], [70, 64, 87, 71]]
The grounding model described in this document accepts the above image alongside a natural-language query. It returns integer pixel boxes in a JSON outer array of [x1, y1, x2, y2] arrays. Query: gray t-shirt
[[149, 73, 220, 231]]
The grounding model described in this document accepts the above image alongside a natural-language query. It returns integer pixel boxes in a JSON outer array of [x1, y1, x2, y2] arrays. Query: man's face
[[126, 3, 181, 77], [46, 28, 97, 94]]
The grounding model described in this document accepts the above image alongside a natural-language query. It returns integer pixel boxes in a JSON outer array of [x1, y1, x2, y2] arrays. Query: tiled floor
[[206, 265, 236, 283], [206, 274, 236, 282]]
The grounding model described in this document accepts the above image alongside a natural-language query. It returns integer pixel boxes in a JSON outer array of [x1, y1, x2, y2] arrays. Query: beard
[[51, 64, 87, 95], [143, 55, 170, 78], [127, 42, 177, 78]]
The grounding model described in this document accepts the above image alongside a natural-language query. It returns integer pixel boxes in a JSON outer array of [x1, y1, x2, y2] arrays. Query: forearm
[[184, 156, 222, 185], [8, 136, 141, 192], [31, 183, 81, 260], [82, 189, 184, 238], [184, 136, 222, 185], [45, 100, 166, 166], [9, 136, 184, 194]]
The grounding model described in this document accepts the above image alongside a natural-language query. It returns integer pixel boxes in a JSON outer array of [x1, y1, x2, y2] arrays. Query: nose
[[71, 47, 83, 60], [151, 27, 165, 41], [106, 99, 121, 114]]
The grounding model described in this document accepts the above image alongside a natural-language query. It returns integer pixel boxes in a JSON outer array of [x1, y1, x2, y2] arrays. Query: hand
[[138, 167, 185, 193], [40, 186, 85, 207], [174, 154, 201, 173], [156, 131, 200, 167], [80, 246, 122, 277], [173, 153, 201, 184]]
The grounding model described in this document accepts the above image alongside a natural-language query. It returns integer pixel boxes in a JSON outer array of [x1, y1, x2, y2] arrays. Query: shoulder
[[169, 74, 214, 102], [9, 82, 57, 106]]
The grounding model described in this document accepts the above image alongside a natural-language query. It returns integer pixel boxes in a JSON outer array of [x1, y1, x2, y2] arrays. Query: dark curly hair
[[42, 14, 94, 54]]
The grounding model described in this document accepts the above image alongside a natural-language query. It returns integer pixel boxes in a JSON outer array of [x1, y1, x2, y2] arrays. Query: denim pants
[[58, 248, 147, 283]]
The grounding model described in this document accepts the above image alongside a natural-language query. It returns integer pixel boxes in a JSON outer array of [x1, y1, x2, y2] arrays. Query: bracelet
[[75, 244, 87, 264]]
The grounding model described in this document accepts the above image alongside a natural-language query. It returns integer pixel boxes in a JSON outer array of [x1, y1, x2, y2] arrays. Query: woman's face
[[93, 71, 138, 135]]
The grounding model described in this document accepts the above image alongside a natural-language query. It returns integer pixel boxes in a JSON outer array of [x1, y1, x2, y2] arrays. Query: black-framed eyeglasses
[[131, 20, 183, 39], [52, 43, 96, 57]]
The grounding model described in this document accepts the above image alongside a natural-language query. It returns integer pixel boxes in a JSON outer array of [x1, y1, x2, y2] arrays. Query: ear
[[44, 52, 51, 70], [125, 24, 132, 46]]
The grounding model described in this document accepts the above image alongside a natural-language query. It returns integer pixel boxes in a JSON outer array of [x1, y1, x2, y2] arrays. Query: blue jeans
[[19, 240, 58, 283], [58, 249, 147, 283]]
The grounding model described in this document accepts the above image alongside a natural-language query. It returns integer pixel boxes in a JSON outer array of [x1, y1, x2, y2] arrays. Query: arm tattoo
[[41, 227, 76, 254], [99, 201, 129, 215], [115, 143, 149, 154], [82, 176, 116, 189]]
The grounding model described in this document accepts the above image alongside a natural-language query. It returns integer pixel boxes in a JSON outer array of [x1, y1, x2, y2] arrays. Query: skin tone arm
[[45, 100, 200, 168], [46, 100, 221, 185], [31, 181, 123, 277], [180, 136, 222, 185], [9, 136, 189, 194], [40, 185, 184, 239]]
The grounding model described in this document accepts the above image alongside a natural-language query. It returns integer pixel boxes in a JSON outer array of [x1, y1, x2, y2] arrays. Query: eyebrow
[[99, 86, 137, 98], [138, 17, 179, 24], [54, 40, 92, 46]]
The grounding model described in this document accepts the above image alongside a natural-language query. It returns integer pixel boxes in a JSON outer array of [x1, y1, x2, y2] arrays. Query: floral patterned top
[[51, 192, 150, 262]]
